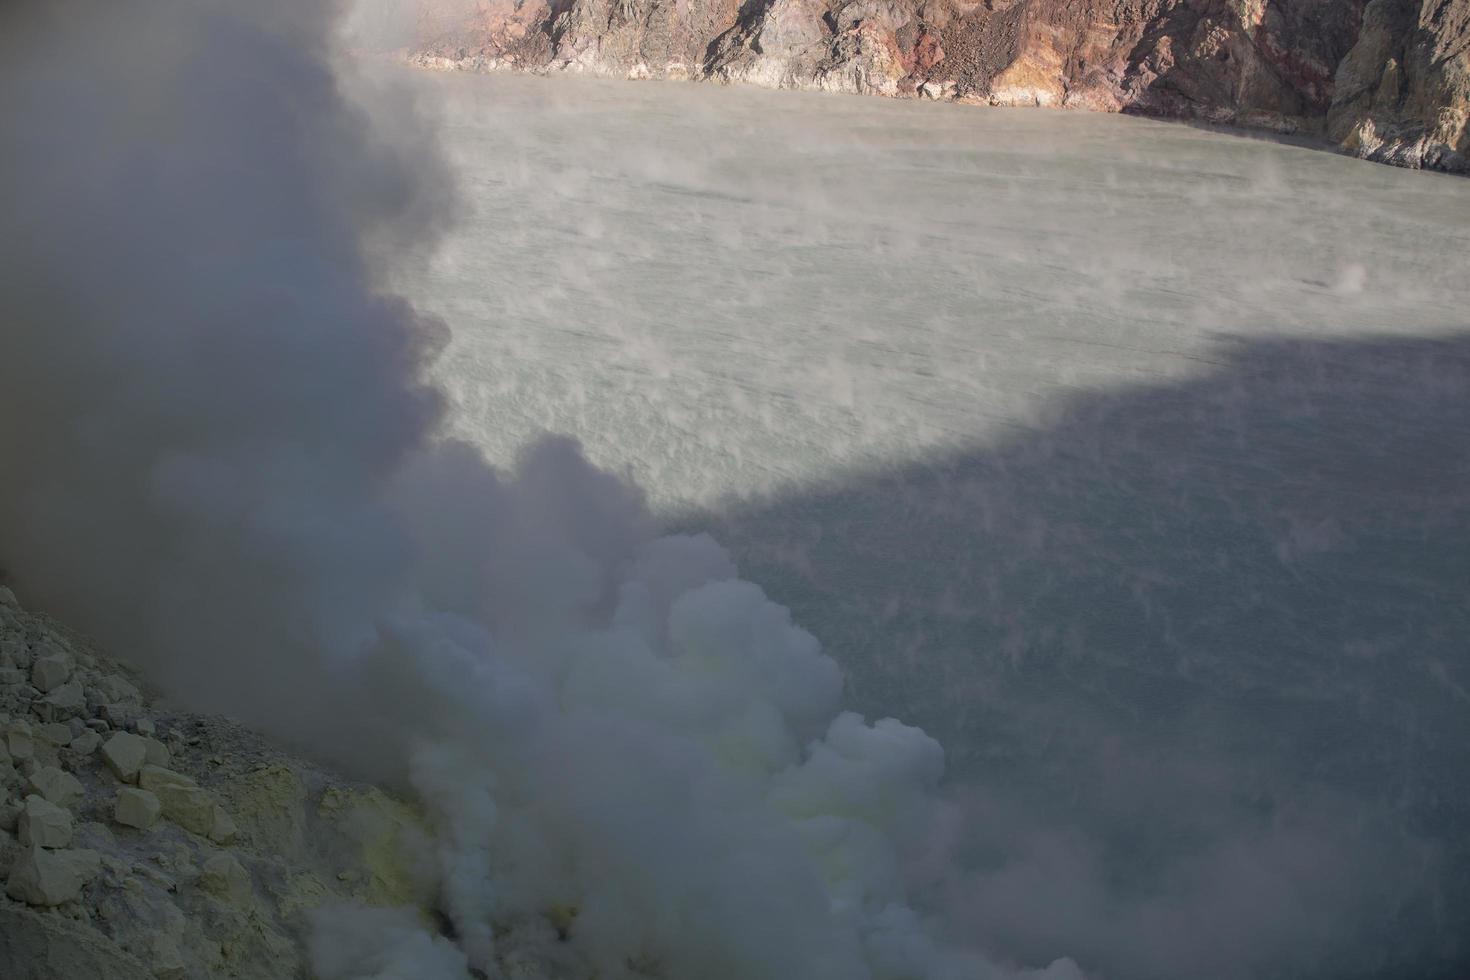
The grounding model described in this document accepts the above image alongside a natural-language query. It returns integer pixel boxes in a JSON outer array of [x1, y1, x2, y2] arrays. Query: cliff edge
[[408, 0, 1470, 172]]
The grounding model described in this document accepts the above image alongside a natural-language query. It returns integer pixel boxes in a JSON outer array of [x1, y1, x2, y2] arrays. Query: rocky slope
[[407, 0, 1469, 172], [0, 585, 577, 980]]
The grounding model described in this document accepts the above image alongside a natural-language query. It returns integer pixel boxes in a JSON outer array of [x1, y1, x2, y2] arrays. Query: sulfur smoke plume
[[0, 2, 1079, 977]]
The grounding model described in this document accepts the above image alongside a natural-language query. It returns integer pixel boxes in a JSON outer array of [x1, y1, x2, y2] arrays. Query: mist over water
[[2, 5, 1070, 979], [388, 71, 1470, 978], [1, 0, 1467, 972]]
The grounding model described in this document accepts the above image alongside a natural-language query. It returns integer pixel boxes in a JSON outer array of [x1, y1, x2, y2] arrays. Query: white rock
[[30, 654, 72, 694], [0, 586, 16, 609], [114, 787, 162, 831], [0, 635, 32, 669], [4, 720, 34, 761], [135, 718, 156, 736], [142, 737, 170, 768], [5, 846, 101, 905], [69, 730, 101, 757], [18, 794, 73, 848], [91, 674, 141, 703], [38, 680, 86, 719], [101, 732, 150, 783], [25, 766, 84, 808]]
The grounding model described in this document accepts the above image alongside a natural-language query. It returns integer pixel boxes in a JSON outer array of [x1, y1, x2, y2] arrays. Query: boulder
[[5, 720, 35, 761], [101, 732, 150, 783], [5, 846, 101, 906], [36, 681, 86, 720], [18, 796, 73, 849], [156, 780, 236, 841], [68, 730, 101, 757], [29, 655, 71, 694], [142, 737, 170, 768], [25, 767, 83, 809], [113, 788, 161, 831]]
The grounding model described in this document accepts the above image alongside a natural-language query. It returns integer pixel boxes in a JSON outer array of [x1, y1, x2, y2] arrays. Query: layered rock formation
[[408, 0, 1470, 171]]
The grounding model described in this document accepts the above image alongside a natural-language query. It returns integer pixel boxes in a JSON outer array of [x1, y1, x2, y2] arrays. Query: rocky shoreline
[[405, 0, 1469, 173]]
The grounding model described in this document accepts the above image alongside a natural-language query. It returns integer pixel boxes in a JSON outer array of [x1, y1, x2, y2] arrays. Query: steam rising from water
[[0, 2, 1067, 977], [4, 3, 1468, 979]]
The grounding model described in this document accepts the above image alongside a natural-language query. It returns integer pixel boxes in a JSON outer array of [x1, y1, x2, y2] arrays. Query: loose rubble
[[0, 587, 467, 980]]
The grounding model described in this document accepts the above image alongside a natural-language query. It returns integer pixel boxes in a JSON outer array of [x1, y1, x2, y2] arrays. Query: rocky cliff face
[[409, 0, 1469, 171]]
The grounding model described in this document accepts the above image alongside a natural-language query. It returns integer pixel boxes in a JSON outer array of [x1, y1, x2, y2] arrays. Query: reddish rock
[[407, 0, 1470, 172]]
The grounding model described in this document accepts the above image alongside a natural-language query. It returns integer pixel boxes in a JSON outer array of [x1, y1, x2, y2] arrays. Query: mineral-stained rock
[[114, 787, 162, 831], [407, 0, 1470, 173], [223, 763, 307, 857], [156, 782, 215, 835], [151, 776, 237, 843], [5, 846, 101, 906], [200, 852, 252, 902], [17, 796, 73, 849], [0, 598, 466, 980]]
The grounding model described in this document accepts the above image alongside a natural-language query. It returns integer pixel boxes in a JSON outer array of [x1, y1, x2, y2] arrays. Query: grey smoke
[[0, 2, 1071, 977]]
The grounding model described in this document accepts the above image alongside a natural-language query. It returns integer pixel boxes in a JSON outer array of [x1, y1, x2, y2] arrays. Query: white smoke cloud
[[0, 1, 1079, 977]]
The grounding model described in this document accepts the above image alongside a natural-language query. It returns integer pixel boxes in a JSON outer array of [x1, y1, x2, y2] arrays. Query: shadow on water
[[678, 333, 1470, 979]]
